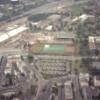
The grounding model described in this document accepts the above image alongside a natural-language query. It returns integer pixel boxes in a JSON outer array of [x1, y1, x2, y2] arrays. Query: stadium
[[30, 43, 77, 56]]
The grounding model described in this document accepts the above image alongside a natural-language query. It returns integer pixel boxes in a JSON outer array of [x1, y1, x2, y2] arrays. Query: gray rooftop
[[54, 31, 76, 39]]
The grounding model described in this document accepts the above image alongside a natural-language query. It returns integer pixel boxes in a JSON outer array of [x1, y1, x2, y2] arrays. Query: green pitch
[[30, 43, 75, 55], [43, 44, 65, 53]]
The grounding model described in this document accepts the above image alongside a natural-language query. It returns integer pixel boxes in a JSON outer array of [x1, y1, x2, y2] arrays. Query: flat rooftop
[[54, 31, 75, 39], [30, 43, 77, 55], [0, 26, 27, 43]]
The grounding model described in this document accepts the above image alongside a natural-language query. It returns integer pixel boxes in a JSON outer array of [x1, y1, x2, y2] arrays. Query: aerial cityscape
[[0, 0, 100, 100]]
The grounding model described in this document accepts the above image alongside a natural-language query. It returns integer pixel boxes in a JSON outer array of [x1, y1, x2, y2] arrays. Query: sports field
[[30, 43, 76, 55], [43, 44, 65, 53]]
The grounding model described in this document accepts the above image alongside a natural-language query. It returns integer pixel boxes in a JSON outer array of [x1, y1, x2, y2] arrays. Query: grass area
[[42, 73, 64, 79], [31, 0, 42, 2], [74, 60, 88, 73], [30, 43, 76, 55], [42, 73, 55, 79], [29, 13, 50, 22], [29, 13, 60, 22], [31, 44, 66, 54], [31, 43, 44, 53], [70, 3, 85, 16], [43, 45, 65, 53], [79, 67, 88, 73]]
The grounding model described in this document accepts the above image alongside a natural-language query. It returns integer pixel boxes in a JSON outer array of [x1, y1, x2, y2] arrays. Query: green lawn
[[70, 3, 84, 16], [31, 44, 68, 54], [43, 45, 65, 53], [74, 60, 88, 73]]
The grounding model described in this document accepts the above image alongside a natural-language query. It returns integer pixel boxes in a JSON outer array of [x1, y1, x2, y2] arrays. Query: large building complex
[[0, 0, 100, 100], [29, 41, 77, 78]]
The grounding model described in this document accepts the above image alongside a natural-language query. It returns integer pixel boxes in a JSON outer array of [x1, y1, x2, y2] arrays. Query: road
[[19, 0, 88, 16], [35, 81, 52, 100], [82, 86, 93, 100], [58, 85, 65, 100], [0, 48, 99, 60], [0, 48, 23, 56], [72, 74, 82, 100], [28, 0, 88, 15], [0, 56, 7, 87], [0, 85, 21, 95], [1, 0, 90, 24]]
